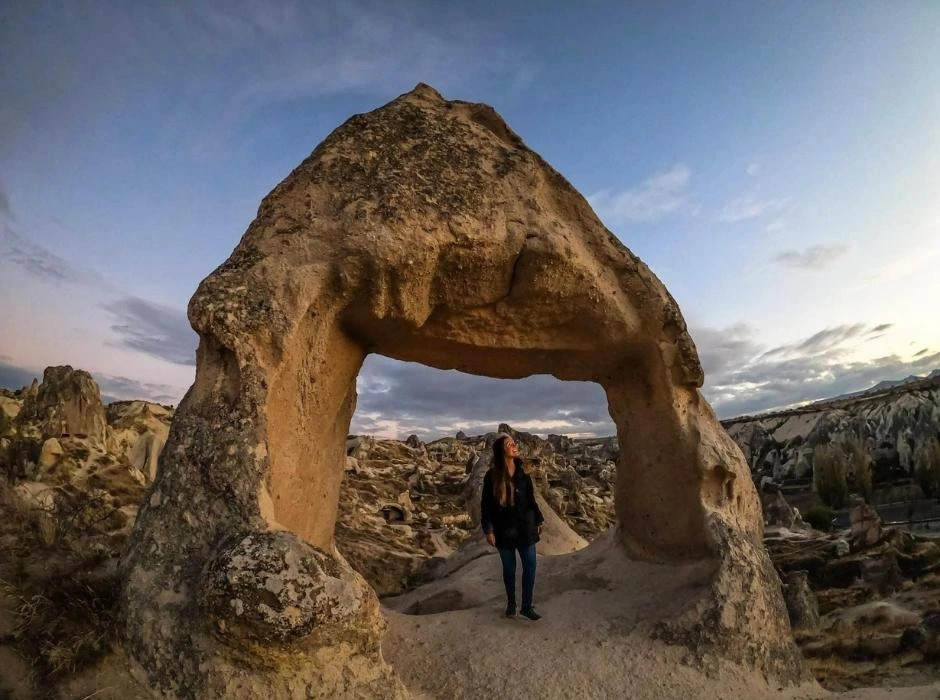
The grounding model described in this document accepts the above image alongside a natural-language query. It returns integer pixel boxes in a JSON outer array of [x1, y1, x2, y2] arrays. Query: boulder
[[762, 492, 807, 530], [38, 437, 64, 469], [346, 435, 374, 461], [849, 499, 882, 547]]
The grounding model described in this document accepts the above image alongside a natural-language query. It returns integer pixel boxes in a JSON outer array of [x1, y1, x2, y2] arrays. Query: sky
[[2, 1, 939, 438]]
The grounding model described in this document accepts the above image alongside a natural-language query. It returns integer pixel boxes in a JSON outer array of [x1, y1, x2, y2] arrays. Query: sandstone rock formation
[[120, 84, 803, 697], [0, 369, 170, 490], [18, 366, 107, 444], [106, 401, 171, 480]]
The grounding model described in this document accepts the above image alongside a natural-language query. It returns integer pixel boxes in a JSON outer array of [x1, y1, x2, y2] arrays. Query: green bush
[[813, 444, 848, 508], [804, 504, 834, 532]]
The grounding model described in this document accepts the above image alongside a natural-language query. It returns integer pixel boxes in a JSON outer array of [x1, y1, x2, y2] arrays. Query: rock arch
[[120, 85, 806, 697]]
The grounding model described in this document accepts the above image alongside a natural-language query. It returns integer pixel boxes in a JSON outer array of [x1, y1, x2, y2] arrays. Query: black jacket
[[480, 459, 544, 549]]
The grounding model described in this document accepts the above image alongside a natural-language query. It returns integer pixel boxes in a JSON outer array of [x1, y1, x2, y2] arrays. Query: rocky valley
[[1, 365, 938, 698]]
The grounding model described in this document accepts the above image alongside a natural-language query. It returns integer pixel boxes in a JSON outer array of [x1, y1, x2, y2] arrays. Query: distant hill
[[723, 369, 940, 425], [721, 369, 940, 498], [829, 369, 940, 402]]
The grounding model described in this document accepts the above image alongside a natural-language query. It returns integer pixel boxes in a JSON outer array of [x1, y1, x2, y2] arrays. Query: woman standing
[[480, 434, 544, 620]]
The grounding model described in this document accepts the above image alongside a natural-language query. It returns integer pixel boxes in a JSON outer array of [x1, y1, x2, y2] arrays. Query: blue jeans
[[497, 544, 537, 609]]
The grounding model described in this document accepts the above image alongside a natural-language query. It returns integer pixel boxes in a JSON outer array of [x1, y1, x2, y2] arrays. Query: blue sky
[[1, 1, 938, 437]]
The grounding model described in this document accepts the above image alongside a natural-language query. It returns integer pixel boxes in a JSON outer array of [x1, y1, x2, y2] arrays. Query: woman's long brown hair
[[491, 436, 515, 507]]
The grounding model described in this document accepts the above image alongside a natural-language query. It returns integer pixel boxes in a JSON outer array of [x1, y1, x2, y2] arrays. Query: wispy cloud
[[745, 161, 760, 177], [0, 225, 196, 367], [761, 323, 885, 359], [0, 227, 100, 285], [95, 373, 182, 405], [717, 192, 790, 223], [588, 163, 692, 225], [2, 3, 528, 154], [694, 321, 939, 417], [102, 296, 197, 366], [773, 243, 849, 270]]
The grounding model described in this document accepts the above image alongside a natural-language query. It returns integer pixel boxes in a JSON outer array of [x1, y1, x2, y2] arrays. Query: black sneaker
[[505, 604, 516, 618], [520, 607, 541, 621]]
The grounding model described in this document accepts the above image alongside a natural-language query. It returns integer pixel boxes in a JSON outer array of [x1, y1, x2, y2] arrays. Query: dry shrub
[[1, 568, 118, 684], [914, 437, 940, 498], [813, 444, 848, 509], [845, 437, 873, 503], [0, 478, 125, 692]]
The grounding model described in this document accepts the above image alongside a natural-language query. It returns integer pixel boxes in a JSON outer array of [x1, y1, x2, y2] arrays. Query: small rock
[[849, 500, 882, 547], [38, 437, 64, 468]]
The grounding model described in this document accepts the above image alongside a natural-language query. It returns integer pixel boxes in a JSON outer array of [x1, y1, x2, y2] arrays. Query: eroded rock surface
[[119, 84, 799, 697], [18, 366, 107, 444]]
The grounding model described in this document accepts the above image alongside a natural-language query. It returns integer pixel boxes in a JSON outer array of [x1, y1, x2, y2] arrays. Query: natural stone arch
[[120, 85, 805, 697]]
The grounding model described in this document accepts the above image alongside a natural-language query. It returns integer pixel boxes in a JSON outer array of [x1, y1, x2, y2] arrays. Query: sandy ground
[[383, 533, 812, 700], [381, 533, 940, 700]]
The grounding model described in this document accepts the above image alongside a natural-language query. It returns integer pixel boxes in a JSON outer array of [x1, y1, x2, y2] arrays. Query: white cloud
[[772, 243, 849, 270], [718, 192, 790, 223], [588, 163, 692, 225], [746, 161, 760, 177], [693, 321, 938, 417]]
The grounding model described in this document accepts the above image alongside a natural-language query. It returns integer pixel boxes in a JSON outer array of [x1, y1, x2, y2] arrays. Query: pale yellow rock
[[106, 401, 172, 481], [0, 396, 21, 420], [38, 437, 64, 468], [18, 366, 107, 444], [120, 84, 805, 698]]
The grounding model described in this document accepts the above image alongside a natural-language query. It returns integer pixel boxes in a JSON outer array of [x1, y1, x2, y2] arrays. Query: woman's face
[[503, 437, 519, 458]]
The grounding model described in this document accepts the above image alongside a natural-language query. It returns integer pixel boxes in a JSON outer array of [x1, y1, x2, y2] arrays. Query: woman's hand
[[485, 532, 496, 547]]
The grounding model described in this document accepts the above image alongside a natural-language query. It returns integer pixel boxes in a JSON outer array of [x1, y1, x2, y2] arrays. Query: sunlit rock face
[[119, 83, 803, 697]]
